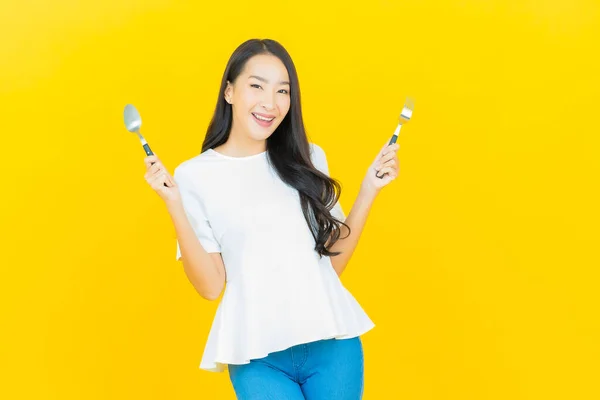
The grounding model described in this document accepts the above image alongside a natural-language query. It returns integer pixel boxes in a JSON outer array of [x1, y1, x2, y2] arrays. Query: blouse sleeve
[[174, 166, 221, 260], [309, 143, 347, 223]]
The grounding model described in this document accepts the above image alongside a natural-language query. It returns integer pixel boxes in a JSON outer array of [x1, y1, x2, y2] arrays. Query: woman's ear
[[224, 81, 233, 104]]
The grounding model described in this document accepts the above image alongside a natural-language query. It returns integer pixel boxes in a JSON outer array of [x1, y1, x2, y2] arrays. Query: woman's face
[[225, 54, 291, 142]]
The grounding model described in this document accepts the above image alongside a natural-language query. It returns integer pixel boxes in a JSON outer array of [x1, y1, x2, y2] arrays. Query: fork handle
[[376, 125, 401, 179]]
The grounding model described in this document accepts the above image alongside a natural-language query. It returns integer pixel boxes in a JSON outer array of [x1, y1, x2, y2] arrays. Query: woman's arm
[[327, 186, 378, 276], [327, 141, 400, 276], [167, 200, 226, 300]]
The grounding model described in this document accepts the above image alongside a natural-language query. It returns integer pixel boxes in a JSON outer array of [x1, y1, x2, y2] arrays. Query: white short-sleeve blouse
[[174, 143, 374, 372]]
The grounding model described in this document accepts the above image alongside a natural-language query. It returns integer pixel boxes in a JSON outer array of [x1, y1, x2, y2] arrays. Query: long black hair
[[202, 38, 350, 258]]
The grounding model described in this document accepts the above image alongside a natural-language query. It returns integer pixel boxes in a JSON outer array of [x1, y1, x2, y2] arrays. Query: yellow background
[[1, 0, 599, 399]]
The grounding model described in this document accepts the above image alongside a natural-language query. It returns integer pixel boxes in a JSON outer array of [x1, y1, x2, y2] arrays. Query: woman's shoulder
[[308, 142, 329, 174], [173, 150, 218, 184], [309, 142, 325, 157]]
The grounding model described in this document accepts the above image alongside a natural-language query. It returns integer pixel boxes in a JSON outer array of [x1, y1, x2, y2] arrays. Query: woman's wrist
[[165, 199, 185, 215], [359, 179, 380, 202]]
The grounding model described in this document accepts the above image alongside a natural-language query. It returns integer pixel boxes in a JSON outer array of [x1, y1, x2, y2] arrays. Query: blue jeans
[[228, 337, 364, 399]]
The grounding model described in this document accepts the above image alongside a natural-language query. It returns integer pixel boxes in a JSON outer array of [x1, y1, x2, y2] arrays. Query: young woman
[[144, 39, 399, 399]]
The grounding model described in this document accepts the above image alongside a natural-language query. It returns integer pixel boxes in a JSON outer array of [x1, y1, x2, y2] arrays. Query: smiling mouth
[[252, 113, 275, 122]]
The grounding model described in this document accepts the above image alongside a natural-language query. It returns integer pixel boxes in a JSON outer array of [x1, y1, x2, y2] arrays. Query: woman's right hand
[[144, 155, 181, 204]]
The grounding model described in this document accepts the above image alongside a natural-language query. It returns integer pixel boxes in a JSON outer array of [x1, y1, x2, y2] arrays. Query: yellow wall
[[2, 1, 598, 398]]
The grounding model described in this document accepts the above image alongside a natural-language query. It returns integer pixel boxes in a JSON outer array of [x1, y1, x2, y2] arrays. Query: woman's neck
[[215, 126, 267, 157]]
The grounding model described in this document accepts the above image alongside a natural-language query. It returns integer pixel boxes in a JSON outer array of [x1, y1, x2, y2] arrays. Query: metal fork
[[376, 97, 415, 179]]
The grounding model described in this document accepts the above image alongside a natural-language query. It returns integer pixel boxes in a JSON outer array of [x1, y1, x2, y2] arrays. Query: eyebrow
[[248, 75, 290, 85]]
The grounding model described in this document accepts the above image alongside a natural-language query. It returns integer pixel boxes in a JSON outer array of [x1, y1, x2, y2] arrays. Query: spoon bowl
[[123, 104, 154, 157], [124, 104, 142, 133]]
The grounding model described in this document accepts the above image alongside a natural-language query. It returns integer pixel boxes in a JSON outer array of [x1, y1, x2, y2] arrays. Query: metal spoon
[[123, 104, 155, 157], [124, 104, 167, 186], [376, 97, 415, 179]]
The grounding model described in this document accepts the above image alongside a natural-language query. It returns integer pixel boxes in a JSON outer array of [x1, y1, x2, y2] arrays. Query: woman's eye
[[278, 89, 289, 94], [250, 84, 262, 89]]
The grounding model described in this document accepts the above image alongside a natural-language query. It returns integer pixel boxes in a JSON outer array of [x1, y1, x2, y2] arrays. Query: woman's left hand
[[361, 141, 400, 195]]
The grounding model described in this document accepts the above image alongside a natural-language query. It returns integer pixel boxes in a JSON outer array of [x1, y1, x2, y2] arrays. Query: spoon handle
[[143, 143, 154, 157], [143, 143, 168, 187]]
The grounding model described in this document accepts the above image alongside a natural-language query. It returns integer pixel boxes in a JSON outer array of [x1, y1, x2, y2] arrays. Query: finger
[[144, 163, 161, 179], [149, 172, 168, 190], [156, 170, 170, 185], [377, 166, 396, 176], [150, 162, 162, 175], [166, 174, 176, 188], [376, 170, 395, 182], [379, 149, 398, 164], [151, 164, 164, 176], [376, 142, 399, 162], [382, 174, 396, 185], [148, 169, 166, 182], [144, 155, 159, 168], [380, 169, 398, 181], [376, 158, 396, 172], [380, 145, 400, 166], [382, 143, 400, 157], [375, 141, 390, 161], [146, 172, 159, 187]]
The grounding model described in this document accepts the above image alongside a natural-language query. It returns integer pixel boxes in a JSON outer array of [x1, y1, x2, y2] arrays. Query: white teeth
[[253, 113, 274, 122]]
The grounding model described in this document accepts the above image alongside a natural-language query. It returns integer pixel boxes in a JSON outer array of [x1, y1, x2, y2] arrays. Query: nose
[[261, 91, 275, 111]]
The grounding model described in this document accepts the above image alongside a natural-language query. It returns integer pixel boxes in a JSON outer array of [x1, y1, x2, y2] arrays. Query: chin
[[249, 123, 281, 140], [250, 130, 276, 141]]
